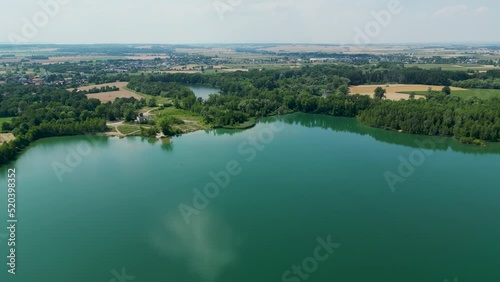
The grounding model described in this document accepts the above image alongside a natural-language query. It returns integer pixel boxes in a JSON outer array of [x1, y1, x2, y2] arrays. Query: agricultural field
[[400, 88, 500, 100], [257, 44, 409, 54], [152, 70, 201, 74], [405, 63, 499, 71], [349, 84, 466, 100], [71, 82, 143, 103], [451, 89, 500, 99], [174, 47, 236, 56], [123, 86, 171, 105], [0, 55, 116, 64], [125, 54, 170, 60], [37, 56, 117, 64], [219, 68, 249, 73], [0, 133, 15, 144]]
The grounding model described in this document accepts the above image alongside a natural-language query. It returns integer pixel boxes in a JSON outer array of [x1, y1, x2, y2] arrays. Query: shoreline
[[1, 113, 499, 168]]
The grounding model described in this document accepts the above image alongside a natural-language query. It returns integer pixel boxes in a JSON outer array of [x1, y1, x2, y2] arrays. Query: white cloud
[[474, 6, 488, 15], [432, 4, 488, 19], [149, 212, 240, 281]]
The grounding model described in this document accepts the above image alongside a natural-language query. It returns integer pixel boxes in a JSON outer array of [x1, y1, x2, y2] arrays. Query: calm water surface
[[1, 113, 499, 282], [187, 85, 220, 100]]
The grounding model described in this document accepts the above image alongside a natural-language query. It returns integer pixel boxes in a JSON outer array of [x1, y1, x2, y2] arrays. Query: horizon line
[[1, 42, 500, 46]]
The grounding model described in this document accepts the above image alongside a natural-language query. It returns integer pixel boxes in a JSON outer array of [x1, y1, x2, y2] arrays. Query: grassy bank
[[117, 125, 141, 135]]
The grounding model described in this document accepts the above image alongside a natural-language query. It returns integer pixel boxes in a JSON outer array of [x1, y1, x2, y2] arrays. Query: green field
[[405, 64, 499, 71], [0, 117, 12, 125], [153, 107, 204, 122], [400, 89, 500, 100], [123, 86, 171, 105], [117, 125, 141, 135], [152, 107, 208, 133]]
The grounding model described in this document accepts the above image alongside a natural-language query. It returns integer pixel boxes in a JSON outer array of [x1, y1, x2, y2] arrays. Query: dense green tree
[[147, 97, 157, 107], [374, 87, 386, 100], [337, 85, 350, 95], [158, 116, 183, 136], [442, 86, 451, 95]]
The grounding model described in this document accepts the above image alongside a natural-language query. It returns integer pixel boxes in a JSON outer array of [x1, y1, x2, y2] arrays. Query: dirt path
[[105, 108, 161, 137], [106, 121, 125, 135], [127, 130, 141, 136], [143, 107, 158, 117]]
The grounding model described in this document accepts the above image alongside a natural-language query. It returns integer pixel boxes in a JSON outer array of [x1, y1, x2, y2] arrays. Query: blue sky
[[2, 0, 499, 44]]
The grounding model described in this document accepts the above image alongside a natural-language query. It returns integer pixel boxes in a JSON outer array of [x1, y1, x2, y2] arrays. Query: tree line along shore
[[1, 63, 499, 165]]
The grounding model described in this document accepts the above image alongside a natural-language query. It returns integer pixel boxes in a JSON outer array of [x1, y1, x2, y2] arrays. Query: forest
[[76, 85, 119, 94], [127, 64, 499, 141], [358, 95, 499, 144], [0, 84, 145, 165], [130, 63, 472, 87]]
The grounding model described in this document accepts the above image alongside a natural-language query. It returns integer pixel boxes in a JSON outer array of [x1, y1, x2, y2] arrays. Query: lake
[[187, 85, 221, 100], [1, 113, 500, 282]]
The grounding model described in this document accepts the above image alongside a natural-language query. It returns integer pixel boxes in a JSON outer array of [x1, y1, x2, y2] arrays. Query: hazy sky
[[2, 0, 499, 44]]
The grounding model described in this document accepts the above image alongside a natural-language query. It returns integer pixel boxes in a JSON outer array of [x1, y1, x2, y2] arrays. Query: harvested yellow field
[[71, 82, 143, 103], [349, 84, 466, 101], [0, 133, 15, 144]]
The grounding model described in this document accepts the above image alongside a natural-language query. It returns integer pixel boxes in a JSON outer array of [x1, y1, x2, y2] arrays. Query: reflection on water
[[209, 113, 500, 155], [0, 113, 499, 282], [161, 139, 174, 152], [149, 212, 239, 281], [205, 128, 242, 137], [187, 85, 221, 100], [32, 135, 111, 150], [146, 137, 159, 145], [275, 113, 500, 155]]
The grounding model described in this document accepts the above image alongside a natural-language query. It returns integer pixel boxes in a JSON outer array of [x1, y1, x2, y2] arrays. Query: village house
[[136, 115, 154, 124]]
